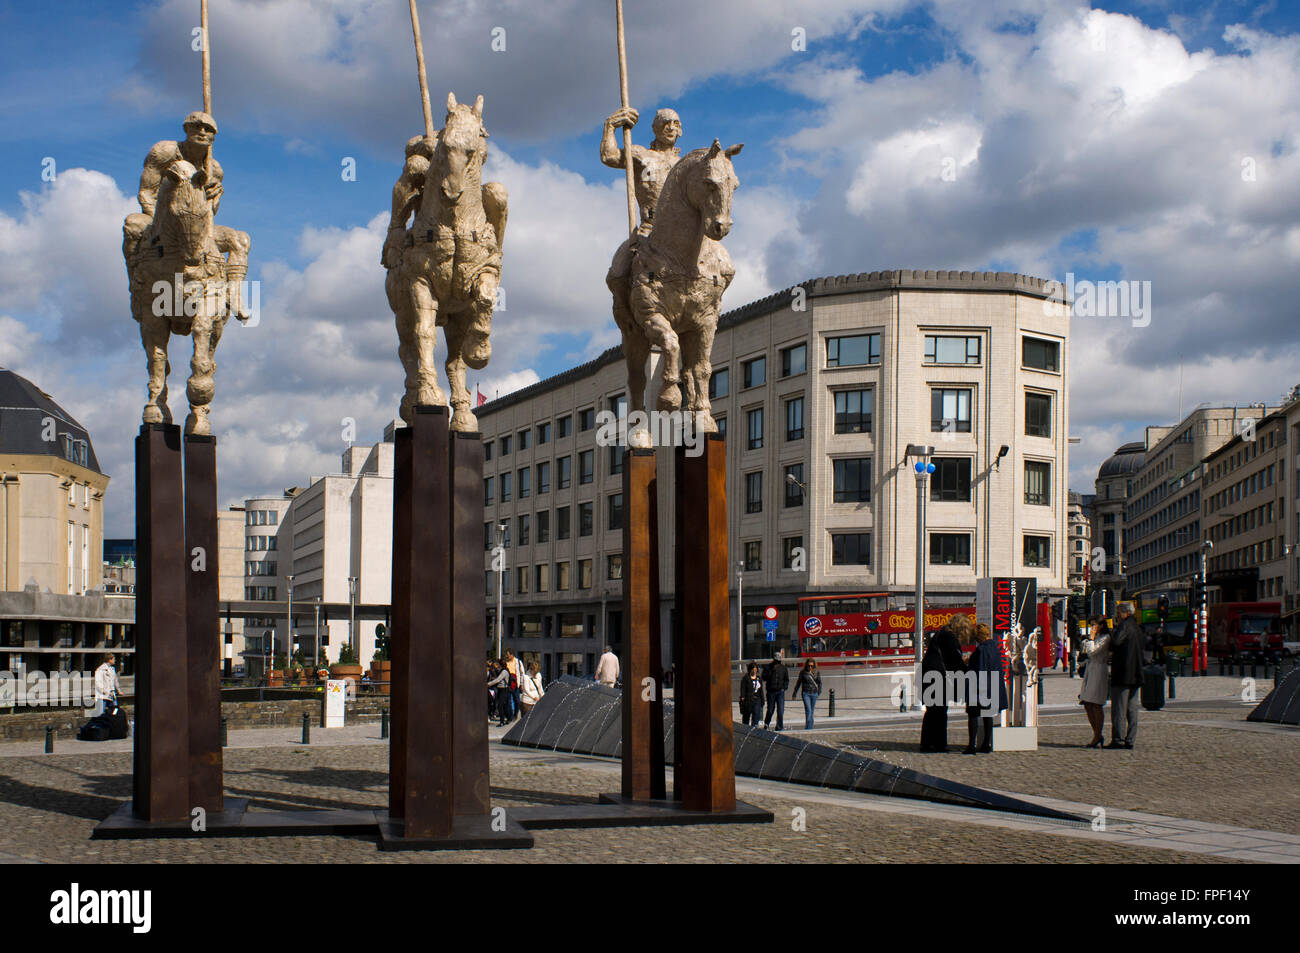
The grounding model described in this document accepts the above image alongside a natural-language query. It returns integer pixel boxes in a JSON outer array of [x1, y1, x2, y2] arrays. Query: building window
[[709, 368, 729, 399], [607, 554, 623, 581], [783, 536, 804, 569], [785, 396, 804, 441], [579, 408, 595, 431], [1024, 535, 1051, 568], [826, 333, 880, 367], [518, 429, 531, 450], [500, 472, 512, 502], [557, 415, 572, 438], [578, 559, 593, 589], [744, 541, 762, 571], [784, 463, 805, 508], [930, 533, 971, 566], [609, 444, 626, 475], [579, 449, 594, 484], [742, 356, 766, 389], [930, 458, 972, 503], [745, 471, 763, 514], [556, 561, 571, 591], [747, 408, 764, 450], [499, 435, 511, 456], [832, 458, 871, 503], [579, 502, 593, 537], [608, 493, 624, 531], [1023, 336, 1060, 372], [1025, 461, 1051, 506], [537, 422, 551, 445], [500, 518, 511, 548], [518, 514, 530, 546], [930, 388, 972, 433], [518, 566, 530, 594], [535, 564, 549, 593], [608, 393, 627, 417], [537, 461, 551, 494], [833, 389, 872, 434], [484, 476, 494, 506], [536, 510, 550, 543], [518, 467, 530, 499], [557, 455, 571, 489], [781, 343, 807, 378], [484, 441, 493, 461], [831, 533, 871, 566], [557, 505, 571, 540], [1026, 392, 1052, 438], [716, 416, 727, 437], [484, 522, 493, 551], [924, 335, 981, 365]]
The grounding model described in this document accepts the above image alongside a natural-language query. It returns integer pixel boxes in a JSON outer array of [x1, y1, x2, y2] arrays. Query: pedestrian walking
[[519, 661, 544, 718], [504, 649, 521, 721], [762, 651, 788, 730], [739, 662, 765, 726], [1078, 615, 1111, 747], [963, 623, 1008, 754], [791, 659, 822, 729], [595, 645, 620, 687], [1107, 603, 1145, 749], [919, 615, 971, 752]]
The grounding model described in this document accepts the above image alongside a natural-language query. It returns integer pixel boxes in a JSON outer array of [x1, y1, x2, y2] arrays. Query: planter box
[[369, 660, 392, 695], [329, 663, 363, 687]]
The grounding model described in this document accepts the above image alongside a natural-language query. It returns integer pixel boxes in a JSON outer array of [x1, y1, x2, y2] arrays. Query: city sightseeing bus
[[1135, 588, 1193, 658], [796, 593, 977, 669]]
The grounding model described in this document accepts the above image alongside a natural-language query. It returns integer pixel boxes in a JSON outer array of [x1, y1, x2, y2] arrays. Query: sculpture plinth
[[620, 448, 665, 801], [133, 424, 190, 822], [673, 435, 736, 812], [184, 434, 223, 813]]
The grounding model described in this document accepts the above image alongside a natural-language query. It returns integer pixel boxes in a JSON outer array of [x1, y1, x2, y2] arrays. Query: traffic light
[[1157, 594, 1169, 623], [1052, 600, 1064, 621]]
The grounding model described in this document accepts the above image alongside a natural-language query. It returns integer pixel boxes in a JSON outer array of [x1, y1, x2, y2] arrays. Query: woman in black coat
[[739, 662, 765, 726], [964, 623, 1010, 753], [919, 616, 971, 752]]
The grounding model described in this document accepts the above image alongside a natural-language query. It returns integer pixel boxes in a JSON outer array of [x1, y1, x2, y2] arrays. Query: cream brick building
[[476, 270, 1071, 676]]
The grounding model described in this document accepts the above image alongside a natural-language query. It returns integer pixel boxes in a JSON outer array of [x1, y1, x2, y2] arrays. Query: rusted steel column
[[388, 425, 412, 819], [133, 424, 190, 821], [675, 435, 736, 812], [622, 449, 665, 801], [449, 430, 490, 815], [184, 434, 223, 813]]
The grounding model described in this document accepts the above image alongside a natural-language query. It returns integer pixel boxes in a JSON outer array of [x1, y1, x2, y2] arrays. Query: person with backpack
[[93, 654, 120, 717], [519, 661, 545, 717], [762, 651, 789, 730], [504, 650, 521, 722]]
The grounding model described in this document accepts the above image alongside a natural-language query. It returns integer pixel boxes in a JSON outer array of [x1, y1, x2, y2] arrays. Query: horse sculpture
[[607, 138, 742, 445], [386, 92, 507, 430], [125, 158, 245, 436]]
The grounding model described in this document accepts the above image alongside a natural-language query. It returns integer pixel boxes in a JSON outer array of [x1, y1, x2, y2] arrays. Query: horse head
[[155, 158, 213, 265], [690, 139, 743, 241], [435, 91, 489, 204]]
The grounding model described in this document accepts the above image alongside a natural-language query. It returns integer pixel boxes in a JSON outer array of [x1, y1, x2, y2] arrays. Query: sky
[[1, 0, 1297, 537]]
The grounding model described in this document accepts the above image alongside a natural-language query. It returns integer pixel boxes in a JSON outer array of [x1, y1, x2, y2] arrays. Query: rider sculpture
[[384, 92, 507, 431], [122, 111, 251, 435]]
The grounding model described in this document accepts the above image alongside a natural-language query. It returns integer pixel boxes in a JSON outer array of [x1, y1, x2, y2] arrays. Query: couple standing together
[[1077, 602, 1146, 749], [919, 614, 1008, 754]]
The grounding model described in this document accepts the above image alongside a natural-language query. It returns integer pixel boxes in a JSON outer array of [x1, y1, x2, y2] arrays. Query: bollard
[[1168, 672, 1175, 700], [899, 685, 907, 714], [828, 689, 835, 718], [381, 708, 390, 739], [220, 717, 228, 748], [301, 712, 310, 745], [45, 726, 54, 753], [1251, 661, 1257, 680], [1036, 675, 1044, 706]]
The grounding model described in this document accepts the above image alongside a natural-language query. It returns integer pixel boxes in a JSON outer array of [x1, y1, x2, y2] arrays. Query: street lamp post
[[736, 561, 745, 661], [285, 574, 295, 669], [313, 597, 321, 664], [494, 523, 507, 658], [348, 575, 358, 661], [1198, 540, 1212, 675], [907, 445, 935, 711]]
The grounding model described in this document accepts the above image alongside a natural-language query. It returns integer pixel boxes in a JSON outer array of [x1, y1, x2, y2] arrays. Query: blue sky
[[1, 0, 1298, 535]]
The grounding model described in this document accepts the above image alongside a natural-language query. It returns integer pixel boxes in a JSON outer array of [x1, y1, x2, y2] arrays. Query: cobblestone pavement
[[811, 702, 1300, 835], [0, 742, 1252, 863]]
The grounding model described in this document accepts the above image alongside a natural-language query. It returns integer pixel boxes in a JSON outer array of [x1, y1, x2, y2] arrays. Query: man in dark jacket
[[1107, 603, 1145, 749], [763, 651, 789, 730]]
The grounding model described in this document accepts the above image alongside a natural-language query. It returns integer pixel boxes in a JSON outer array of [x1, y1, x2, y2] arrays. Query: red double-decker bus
[[796, 593, 977, 668]]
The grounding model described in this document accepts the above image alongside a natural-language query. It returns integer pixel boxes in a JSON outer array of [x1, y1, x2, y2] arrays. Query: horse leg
[[465, 270, 496, 370], [140, 311, 170, 426], [387, 270, 418, 424], [623, 327, 651, 449], [641, 313, 681, 413], [690, 318, 718, 433], [406, 275, 446, 411], [185, 301, 218, 436], [443, 317, 472, 433]]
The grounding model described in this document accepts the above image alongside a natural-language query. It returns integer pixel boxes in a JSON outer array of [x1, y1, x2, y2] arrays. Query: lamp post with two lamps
[[906, 446, 936, 711]]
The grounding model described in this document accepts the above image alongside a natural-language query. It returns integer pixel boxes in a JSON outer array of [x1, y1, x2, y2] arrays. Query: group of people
[[1077, 602, 1147, 749], [739, 653, 824, 730], [486, 650, 544, 727], [918, 614, 1009, 754]]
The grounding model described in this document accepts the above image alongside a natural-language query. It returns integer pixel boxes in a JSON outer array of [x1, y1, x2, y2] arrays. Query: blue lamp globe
[[926, 463, 936, 474], [914, 461, 925, 474]]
